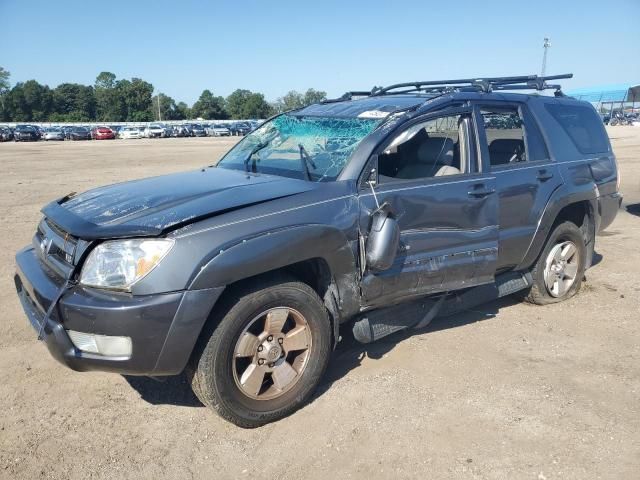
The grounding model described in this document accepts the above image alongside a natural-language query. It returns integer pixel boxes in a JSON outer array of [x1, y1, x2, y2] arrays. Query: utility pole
[[541, 37, 550, 77], [157, 93, 162, 122]]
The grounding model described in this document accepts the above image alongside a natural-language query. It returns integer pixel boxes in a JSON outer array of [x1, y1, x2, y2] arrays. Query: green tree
[[52, 83, 96, 121], [0, 67, 9, 92], [226, 89, 273, 119], [275, 90, 304, 113], [95, 71, 116, 90], [302, 88, 326, 105], [95, 71, 124, 121], [226, 89, 251, 119], [116, 78, 154, 122], [191, 90, 228, 119], [176, 101, 191, 120], [5, 80, 53, 121], [274, 88, 326, 114], [0, 67, 10, 120], [151, 93, 188, 121]]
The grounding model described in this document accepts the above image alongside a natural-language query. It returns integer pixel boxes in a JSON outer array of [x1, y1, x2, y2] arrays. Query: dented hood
[[42, 167, 316, 240]]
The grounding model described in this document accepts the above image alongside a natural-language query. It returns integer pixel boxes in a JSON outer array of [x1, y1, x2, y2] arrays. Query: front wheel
[[188, 277, 332, 428], [526, 221, 586, 305]]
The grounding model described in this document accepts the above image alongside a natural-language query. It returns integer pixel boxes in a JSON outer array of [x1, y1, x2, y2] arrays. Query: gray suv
[[14, 74, 622, 427]]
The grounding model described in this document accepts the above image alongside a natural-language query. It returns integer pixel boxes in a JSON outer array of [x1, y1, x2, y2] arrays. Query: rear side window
[[545, 103, 609, 155], [480, 107, 527, 167], [520, 107, 549, 161]]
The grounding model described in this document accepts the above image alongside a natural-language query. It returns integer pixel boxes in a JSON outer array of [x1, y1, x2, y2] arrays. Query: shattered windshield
[[216, 114, 380, 181]]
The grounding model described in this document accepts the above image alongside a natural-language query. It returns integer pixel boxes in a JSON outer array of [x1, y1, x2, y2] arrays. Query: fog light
[[67, 330, 132, 357]]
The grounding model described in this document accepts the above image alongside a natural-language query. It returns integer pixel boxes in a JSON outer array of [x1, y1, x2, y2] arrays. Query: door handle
[[537, 169, 554, 181], [467, 184, 496, 197]]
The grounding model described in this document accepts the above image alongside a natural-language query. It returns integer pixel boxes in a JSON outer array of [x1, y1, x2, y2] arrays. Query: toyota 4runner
[[14, 74, 622, 427]]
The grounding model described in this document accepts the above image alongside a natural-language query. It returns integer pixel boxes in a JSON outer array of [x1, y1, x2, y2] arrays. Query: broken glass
[[217, 114, 381, 181]]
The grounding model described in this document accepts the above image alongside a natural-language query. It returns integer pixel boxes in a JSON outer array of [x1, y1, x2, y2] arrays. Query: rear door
[[358, 108, 499, 308], [473, 101, 563, 271]]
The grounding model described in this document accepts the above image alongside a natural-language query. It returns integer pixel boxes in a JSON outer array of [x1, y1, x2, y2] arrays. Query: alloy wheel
[[544, 240, 579, 297], [232, 307, 312, 400]]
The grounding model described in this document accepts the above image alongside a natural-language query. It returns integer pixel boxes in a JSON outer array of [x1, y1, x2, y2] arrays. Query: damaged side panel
[[357, 175, 499, 309], [131, 183, 363, 314]]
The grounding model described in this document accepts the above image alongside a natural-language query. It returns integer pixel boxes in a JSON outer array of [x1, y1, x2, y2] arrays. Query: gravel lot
[[1, 130, 638, 479]]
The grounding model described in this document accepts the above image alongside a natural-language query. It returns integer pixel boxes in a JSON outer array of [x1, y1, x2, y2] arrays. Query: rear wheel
[[188, 277, 331, 428], [526, 221, 586, 305]]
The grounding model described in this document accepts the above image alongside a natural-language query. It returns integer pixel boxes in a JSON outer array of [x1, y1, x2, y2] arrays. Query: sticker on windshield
[[357, 110, 390, 119]]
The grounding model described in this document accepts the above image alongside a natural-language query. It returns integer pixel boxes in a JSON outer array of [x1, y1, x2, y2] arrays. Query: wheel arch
[[189, 224, 361, 338], [517, 187, 597, 271]]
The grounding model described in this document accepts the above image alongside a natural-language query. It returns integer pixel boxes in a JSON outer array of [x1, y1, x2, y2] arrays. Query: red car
[[91, 126, 115, 140]]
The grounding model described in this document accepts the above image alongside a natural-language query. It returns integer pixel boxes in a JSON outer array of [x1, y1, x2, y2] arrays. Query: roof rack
[[324, 74, 573, 102], [370, 74, 573, 96]]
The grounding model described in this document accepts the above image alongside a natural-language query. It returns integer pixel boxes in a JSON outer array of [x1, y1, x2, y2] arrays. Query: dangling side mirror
[[365, 201, 400, 272], [367, 166, 377, 187]]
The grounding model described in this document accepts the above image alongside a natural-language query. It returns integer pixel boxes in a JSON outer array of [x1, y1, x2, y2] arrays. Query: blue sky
[[1, 0, 638, 103]]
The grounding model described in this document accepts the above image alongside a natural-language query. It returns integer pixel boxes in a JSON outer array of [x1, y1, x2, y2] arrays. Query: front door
[[358, 110, 499, 308]]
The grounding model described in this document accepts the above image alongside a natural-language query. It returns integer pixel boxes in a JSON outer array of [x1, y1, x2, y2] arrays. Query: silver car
[[206, 124, 231, 136], [43, 128, 65, 141]]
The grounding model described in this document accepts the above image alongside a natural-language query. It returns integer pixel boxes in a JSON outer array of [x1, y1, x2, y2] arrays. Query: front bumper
[[15, 246, 224, 376]]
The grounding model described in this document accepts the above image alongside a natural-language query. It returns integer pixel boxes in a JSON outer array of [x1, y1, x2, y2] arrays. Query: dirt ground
[[0, 130, 638, 480]]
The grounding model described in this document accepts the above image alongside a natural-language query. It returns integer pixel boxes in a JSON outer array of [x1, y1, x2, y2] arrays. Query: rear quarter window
[[544, 103, 609, 155]]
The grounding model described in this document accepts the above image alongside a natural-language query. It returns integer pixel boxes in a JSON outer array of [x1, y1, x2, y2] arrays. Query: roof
[[295, 95, 430, 118]]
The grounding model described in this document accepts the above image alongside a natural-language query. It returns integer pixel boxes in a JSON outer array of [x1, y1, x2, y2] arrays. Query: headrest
[[417, 137, 454, 166], [489, 138, 523, 153]]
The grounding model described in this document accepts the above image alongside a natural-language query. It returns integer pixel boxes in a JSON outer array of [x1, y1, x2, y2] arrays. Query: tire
[[188, 276, 331, 428], [526, 221, 586, 305]]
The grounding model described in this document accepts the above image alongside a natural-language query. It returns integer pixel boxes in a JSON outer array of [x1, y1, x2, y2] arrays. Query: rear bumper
[[15, 246, 224, 376], [597, 192, 623, 232]]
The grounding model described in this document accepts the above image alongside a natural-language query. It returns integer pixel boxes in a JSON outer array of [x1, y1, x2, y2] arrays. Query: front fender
[[189, 224, 361, 318]]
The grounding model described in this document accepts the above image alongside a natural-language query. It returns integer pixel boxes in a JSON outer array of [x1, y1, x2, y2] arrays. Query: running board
[[352, 271, 532, 344]]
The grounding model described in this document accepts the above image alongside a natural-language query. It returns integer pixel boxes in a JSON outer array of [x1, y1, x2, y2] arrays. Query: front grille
[[34, 219, 78, 279]]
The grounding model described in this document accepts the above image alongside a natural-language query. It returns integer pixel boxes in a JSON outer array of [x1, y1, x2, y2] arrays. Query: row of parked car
[[0, 121, 259, 142]]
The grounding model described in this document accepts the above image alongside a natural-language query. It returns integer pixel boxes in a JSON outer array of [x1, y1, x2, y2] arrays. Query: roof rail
[[368, 74, 573, 97], [321, 90, 374, 104]]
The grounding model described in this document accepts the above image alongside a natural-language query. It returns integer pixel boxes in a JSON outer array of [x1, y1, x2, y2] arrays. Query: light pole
[[157, 93, 162, 122], [541, 37, 550, 77]]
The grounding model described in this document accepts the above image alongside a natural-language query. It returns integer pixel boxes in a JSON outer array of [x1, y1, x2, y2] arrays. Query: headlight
[[80, 239, 174, 291]]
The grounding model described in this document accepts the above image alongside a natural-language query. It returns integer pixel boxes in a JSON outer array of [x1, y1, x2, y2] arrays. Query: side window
[[545, 103, 609, 155], [480, 107, 527, 167], [521, 107, 550, 161], [377, 115, 465, 182]]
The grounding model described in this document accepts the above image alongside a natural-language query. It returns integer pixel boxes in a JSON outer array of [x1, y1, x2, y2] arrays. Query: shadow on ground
[[626, 203, 640, 217], [314, 294, 522, 399], [124, 293, 524, 408], [123, 373, 203, 407]]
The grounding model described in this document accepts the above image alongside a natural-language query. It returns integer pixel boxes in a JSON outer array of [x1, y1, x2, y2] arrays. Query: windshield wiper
[[244, 142, 268, 173], [298, 144, 317, 181]]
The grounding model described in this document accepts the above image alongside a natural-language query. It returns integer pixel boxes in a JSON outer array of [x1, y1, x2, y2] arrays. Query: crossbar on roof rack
[[370, 74, 573, 96], [322, 74, 573, 104]]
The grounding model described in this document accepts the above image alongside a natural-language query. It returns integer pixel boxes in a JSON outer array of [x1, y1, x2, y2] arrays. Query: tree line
[[0, 67, 327, 122]]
